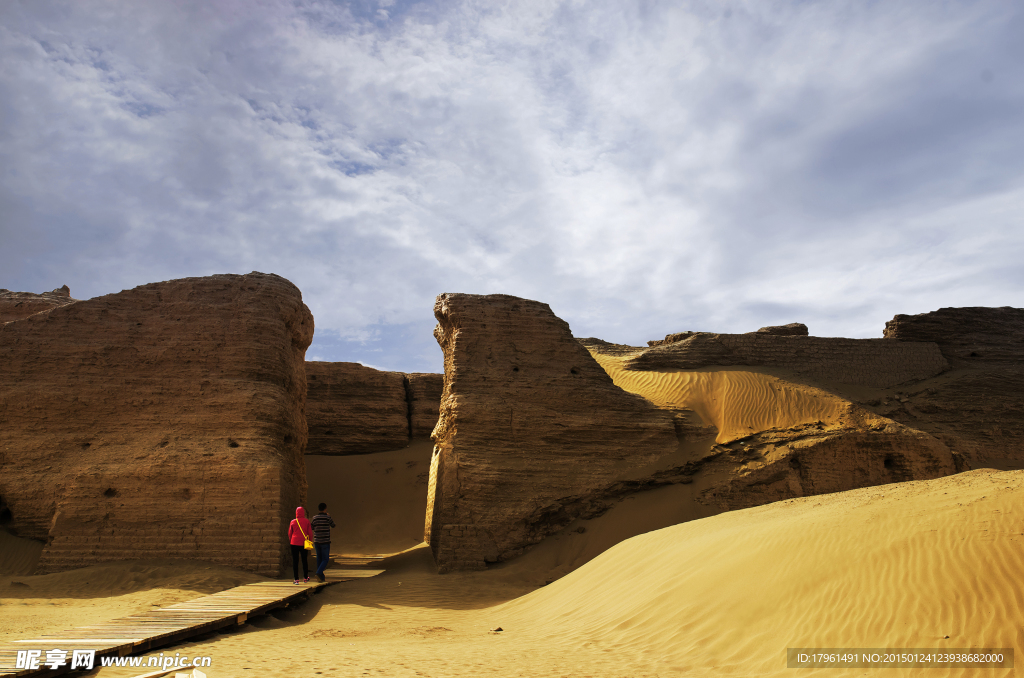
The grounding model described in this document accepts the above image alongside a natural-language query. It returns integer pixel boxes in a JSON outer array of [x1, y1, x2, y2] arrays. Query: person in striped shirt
[[311, 502, 336, 582]]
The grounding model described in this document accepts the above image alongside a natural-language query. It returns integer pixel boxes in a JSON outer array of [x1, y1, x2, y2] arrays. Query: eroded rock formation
[[0, 285, 77, 323], [305, 363, 409, 455], [755, 322, 808, 336], [407, 373, 444, 438], [878, 307, 1024, 467], [426, 293, 679, 572], [884, 306, 1024, 364], [621, 332, 947, 388], [304, 365, 442, 454], [429, 295, 961, 572], [0, 273, 313, 576]]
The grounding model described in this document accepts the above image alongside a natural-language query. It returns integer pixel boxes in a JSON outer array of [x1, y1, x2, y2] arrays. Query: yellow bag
[[298, 522, 313, 551]]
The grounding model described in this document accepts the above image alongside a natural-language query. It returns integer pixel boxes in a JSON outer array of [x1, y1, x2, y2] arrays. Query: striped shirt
[[310, 512, 336, 544]]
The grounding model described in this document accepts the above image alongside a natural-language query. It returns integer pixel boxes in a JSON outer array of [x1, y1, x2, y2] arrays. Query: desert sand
[[2, 469, 1021, 677], [2, 290, 1021, 676], [590, 353, 850, 443], [305, 442, 434, 556]]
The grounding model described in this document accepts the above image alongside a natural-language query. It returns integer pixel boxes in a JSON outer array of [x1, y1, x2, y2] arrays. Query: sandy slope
[[9, 469, 999, 677], [590, 353, 849, 443], [0, 560, 265, 646], [0, 530, 42, 576], [305, 441, 433, 556], [498, 468, 1023, 676]]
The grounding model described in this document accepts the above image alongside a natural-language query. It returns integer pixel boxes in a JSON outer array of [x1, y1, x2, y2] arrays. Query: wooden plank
[[11, 639, 144, 644], [0, 566, 382, 677]]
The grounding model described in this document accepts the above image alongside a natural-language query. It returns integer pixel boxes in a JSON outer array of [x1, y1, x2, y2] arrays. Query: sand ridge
[[589, 352, 850, 443], [1, 469, 1003, 677], [495, 469, 1024, 676]]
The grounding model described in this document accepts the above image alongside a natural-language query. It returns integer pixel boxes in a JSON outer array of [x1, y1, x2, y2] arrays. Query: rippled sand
[[4, 469, 1021, 677]]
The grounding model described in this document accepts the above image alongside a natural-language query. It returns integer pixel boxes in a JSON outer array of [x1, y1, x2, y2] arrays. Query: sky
[[1, 0, 1022, 373]]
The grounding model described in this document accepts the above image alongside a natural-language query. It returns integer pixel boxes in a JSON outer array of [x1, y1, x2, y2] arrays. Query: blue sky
[[2, 0, 1022, 372]]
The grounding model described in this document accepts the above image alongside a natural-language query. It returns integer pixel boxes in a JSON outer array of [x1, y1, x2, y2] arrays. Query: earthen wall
[[426, 293, 679, 572], [0, 273, 313, 576], [627, 334, 948, 388], [304, 364, 442, 455], [0, 286, 77, 323]]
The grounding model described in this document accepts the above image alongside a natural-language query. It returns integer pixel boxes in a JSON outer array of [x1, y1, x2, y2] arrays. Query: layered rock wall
[[884, 307, 1024, 365], [626, 333, 948, 388], [755, 323, 808, 336], [700, 419, 957, 511], [426, 293, 679, 572], [879, 307, 1024, 465], [0, 286, 77, 323], [0, 273, 313, 576], [407, 373, 444, 438], [304, 365, 442, 455], [430, 296, 966, 572], [305, 363, 409, 455]]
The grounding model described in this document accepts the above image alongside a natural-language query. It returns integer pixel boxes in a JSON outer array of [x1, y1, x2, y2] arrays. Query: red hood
[[295, 506, 306, 520]]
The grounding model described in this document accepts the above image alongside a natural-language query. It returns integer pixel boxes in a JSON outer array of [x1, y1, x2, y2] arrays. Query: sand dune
[[1, 469, 1002, 677], [496, 468, 1023, 676], [590, 353, 850, 443]]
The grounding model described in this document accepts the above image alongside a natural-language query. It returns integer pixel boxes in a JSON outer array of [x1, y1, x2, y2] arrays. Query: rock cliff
[[884, 306, 1024, 365], [304, 365, 442, 454], [878, 307, 1024, 467], [620, 332, 947, 388], [305, 362, 409, 455], [426, 293, 679, 572], [429, 295, 960, 572], [0, 285, 77, 322], [0, 273, 313, 576], [407, 373, 444, 438], [694, 414, 958, 512]]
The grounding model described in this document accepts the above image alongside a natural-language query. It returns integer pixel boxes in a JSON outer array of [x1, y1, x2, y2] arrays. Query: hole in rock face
[[969, 352, 979, 357], [309, 375, 317, 380], [883, 456, 894, 470], [284, 434, 295, 444], [157, 440, 169, 448], [228, 439, 240, 448], [103, 488, 118, 498], [0, 507, 11, 525], [570, 367, 579, 375], [512, 366, 519, 372], [325, 430, 334, 435], [80, 442, 91, 449]]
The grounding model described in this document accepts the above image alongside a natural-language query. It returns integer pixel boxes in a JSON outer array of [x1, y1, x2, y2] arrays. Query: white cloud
[[1, 0, 1022, 371]]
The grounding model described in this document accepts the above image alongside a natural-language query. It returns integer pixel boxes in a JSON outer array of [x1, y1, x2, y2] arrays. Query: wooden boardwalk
[[0, 557, 384, 677]]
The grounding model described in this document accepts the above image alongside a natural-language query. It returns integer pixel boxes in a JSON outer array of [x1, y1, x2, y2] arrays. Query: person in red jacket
[[288, 506, 313, 584]]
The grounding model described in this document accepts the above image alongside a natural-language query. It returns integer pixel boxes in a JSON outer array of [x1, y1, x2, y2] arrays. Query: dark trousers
[[290, 544, 309, 580], [314, 542, 331, 578]]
